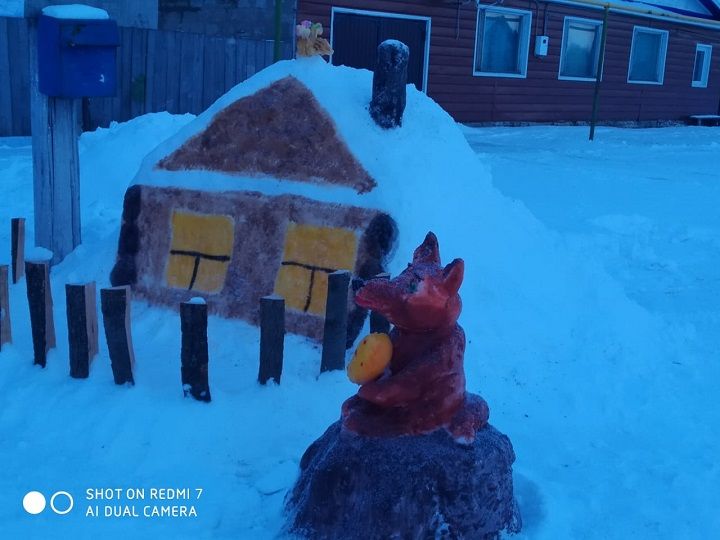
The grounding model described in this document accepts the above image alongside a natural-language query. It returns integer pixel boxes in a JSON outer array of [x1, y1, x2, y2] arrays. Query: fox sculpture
[[342, 231, 489, 442], [286, 233, 520, 539]]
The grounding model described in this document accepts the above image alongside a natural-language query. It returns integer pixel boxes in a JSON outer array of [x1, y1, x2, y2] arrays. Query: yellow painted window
[[274, 223, 358, 316], [165, 211, 235, 294]]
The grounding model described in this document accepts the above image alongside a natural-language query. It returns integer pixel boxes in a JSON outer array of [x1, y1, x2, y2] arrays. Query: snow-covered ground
[[466, 125, 720, 537], [0, 71, 717, 538]]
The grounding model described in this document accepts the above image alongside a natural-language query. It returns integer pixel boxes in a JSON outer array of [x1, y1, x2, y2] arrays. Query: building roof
[[640, 0, 720, 18], [546, 0, 720, 23]]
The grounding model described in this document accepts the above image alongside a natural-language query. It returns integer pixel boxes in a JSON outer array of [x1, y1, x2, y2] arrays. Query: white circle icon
[[50, 491, 74, 515], [23, 491, 47, 515]]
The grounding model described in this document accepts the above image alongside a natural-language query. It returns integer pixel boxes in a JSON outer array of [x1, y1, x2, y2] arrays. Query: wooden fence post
[[258, 295, 284, 385], [180, 299, 211, 402], [29, 23, 82, 264], [0, 265, 11, 350], [25, 260, 56, 367], [100, 286, 135, 385], [320, 270, 351, 373], [66, 283, 98, 378], [369, 272, 391, 334], [11, 217, 25, 283]]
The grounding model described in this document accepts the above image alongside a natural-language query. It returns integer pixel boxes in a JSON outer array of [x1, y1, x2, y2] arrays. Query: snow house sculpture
[[111, 71, 397, 343]]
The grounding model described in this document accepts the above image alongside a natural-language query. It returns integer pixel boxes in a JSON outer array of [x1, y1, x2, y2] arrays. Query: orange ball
[[347, 333, 393, 385]]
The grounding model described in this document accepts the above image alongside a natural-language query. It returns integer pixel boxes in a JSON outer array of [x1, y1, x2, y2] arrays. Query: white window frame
[[558, 17, 603, 82], [627, 26, 669, 85], [473, 6, 532, 79], [692, 43, 712, 88]]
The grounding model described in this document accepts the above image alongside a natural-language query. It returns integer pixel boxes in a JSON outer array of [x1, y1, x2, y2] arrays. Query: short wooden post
[[320, 270, 351, 373], [0, 265, 11, 350], [66, 283, 99, 378], [25, 260, 56, 367], [369, 273, 391, 334], [100, 286, 135, 385], [369, 40, 409, 129], [180, 300, 211, 402], [11, 218, 25, 283], [258, 295, 285, 385], [29, 23, 82, 264]]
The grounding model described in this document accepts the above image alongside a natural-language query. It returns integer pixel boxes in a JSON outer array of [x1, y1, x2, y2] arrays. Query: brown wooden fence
[[0, 17, 292, 136]]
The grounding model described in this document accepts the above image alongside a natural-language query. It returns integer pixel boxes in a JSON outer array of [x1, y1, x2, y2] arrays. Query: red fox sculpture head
[[355, 232, 464, 332]]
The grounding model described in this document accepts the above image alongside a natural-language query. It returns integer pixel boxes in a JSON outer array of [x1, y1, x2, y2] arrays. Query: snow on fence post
[[11, 218, 25, 284], [320, 270, 351, 374], [180, 298, 211, 402], [369, 40, 409, 129], [25, 259, 56, 367], [369, 272, 391, 334], [100, 286, 135, 385], [65, 283, 99, 378], [258, 295, 285, 385], [0, 265, 11, 350]]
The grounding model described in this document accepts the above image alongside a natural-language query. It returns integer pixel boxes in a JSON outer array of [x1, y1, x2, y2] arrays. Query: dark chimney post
[[370, 40, 409, 129]]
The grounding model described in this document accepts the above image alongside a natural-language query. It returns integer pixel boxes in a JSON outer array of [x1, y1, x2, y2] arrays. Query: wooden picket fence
[[1, 218, 389, 402], [0, 17, 292, 137]]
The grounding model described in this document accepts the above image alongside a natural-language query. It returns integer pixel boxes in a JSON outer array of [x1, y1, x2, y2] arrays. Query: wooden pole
[[25, 260, 56, 367], [589, 6, 610, 142], [29, 22, 82, 264], [273, 0, 283, 62], [180, 300, 211, 402], [66, 283, 98, 378], [0, 265, 11, 350], [11, 217, 25, 283], [258, 295, 284, 385], [320, 270, 351, 373], [100, 286, 135, 385], [369, 273, 391, 334]]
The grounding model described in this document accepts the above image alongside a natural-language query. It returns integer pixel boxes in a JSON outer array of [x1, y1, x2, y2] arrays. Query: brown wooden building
[[297, 0, 720, 123]]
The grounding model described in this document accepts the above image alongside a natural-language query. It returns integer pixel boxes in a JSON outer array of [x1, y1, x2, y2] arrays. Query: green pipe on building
[[589, 6, 609, 141]]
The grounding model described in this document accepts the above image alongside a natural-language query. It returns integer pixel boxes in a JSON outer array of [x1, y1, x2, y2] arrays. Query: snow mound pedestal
[[286, 421, 521, 539]]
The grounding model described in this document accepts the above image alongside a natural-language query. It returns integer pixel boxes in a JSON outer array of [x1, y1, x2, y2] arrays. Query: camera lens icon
[[23, 491, 74, 515]]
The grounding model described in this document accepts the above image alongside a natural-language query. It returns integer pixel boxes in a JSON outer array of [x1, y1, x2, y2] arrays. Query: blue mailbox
[[38, 13, 119, 98]]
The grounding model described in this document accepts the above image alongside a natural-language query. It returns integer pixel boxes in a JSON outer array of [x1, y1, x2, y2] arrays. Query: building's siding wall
[[298, 0, 720, 123]]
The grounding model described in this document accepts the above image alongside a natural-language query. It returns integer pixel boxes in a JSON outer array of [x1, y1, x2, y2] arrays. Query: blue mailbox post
[[37, 14, 119, 98], [32, 6, 119, 264]]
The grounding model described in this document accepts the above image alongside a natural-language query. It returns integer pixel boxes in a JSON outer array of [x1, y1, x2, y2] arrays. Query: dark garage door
[[331, 11, 428, 91]]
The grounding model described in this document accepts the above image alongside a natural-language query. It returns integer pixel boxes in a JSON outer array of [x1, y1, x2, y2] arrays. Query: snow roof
[[156, 76, 377, 194], [649, 0, 711, 14], [136, 57, 474, 211], [640, 0, 719, 17], [551, 0, 720, 21], [42, 4, 109, 20]]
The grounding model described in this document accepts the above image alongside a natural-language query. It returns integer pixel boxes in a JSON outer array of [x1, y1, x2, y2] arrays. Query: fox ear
[[442, 258, 464, 295], [413, 232, 441, 265]]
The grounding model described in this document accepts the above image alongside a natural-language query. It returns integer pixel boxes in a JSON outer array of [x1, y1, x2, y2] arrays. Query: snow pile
[[0, 60, 690, 539]]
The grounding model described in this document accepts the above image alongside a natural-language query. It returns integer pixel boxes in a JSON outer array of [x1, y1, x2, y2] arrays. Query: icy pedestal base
[[285, 421, 521, 539]]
